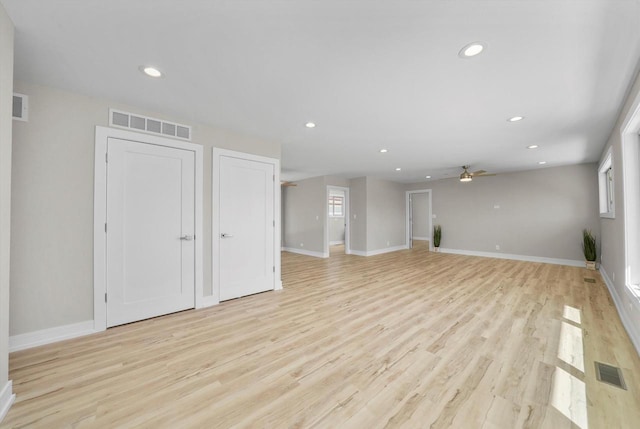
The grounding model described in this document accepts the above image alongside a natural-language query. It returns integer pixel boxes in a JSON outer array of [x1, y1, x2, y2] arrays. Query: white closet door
[[218, 155, 274, 301], [106, 137, 195, 327]]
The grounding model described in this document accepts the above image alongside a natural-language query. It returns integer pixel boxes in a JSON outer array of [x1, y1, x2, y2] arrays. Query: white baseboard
[[199, 295, 219, 308], [438, 248, 584, 267], [412, 236, 430, 241], [330, 240, 345, 245], [351, 244, 408, 257], [275, 280, 283, 291], [282, 247, 328, 258], [0, 381, 15, 423], [9, 320, 96, 352], [600, 267, 640, 356]]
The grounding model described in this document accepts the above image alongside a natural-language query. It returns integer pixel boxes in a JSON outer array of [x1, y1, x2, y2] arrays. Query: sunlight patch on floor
[[551, 366, 588, 429], [562, 304, 582, 325], [557, 321, 585, 373]]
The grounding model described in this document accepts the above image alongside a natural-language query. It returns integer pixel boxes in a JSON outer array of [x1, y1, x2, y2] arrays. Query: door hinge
[[105, 223, 107, 233], [273, 220, 275, 227], [273, 266, 275, 273], [104, 293, 107, 303], [273, 174, 275, 181], [105, 153, 108, 163]]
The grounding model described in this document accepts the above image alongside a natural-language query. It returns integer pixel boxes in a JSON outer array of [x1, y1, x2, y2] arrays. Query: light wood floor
[[3, 244, 640, 428]]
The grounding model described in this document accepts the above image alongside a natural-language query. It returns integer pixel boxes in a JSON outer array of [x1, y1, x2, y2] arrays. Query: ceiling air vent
[[109, 109, 191, 141], [12, 93, 28, 122]]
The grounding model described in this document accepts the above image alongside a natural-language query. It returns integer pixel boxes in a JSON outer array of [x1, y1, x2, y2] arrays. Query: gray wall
[[0, 2, 14, 406], [282, 176, 351, 254], [282, 176, 325, 254], [406, 164, 600, 260], [10, 81, 280, 336], [365, 177, 406, 252], [598, 69, 640, 343], [411, 192, 430, 239]]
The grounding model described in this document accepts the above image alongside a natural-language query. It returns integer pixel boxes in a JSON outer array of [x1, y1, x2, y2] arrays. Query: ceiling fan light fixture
[[527, 145, 539, 149], [305, 122, 316, 128], [459, 166, 473, 182], [508, 116, 524, 122]]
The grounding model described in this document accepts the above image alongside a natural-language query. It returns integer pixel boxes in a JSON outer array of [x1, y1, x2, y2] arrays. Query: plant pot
[[585, 261, 596, 270], [433, 247, 440, 252]]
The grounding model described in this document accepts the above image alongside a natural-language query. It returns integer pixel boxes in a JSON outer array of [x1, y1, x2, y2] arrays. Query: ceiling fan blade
[[472, 170, 486, 175], [281, 181, 297, 187], [476, 173, 497, 177]]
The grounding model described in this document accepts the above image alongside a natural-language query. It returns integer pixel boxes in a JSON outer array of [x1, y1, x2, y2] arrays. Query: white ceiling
[[4, 0, 640, 183]]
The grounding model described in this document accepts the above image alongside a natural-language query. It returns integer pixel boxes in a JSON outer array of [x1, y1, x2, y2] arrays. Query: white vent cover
[[109, 109, 191, 141], [12, 93, 28, 122]]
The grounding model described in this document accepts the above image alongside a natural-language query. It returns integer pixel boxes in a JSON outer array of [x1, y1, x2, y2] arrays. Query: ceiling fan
[[281, 181, 297, 187], [459, 165, 496, 182]]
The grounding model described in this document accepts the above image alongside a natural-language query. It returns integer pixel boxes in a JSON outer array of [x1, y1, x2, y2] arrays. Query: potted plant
[[433, 225, 442, 252], [582, 229, 597, 270]]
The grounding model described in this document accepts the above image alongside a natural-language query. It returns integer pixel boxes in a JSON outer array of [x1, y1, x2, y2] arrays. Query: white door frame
[[325, 186, 351, 256], [212, 148, 281, 305], [405, 189, 432, 251], [93, 126, 204, 332]]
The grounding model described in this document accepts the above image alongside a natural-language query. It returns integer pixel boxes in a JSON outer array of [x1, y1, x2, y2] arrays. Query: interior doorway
[[326, 186, 350, 256], [406, 189, 432, 250]]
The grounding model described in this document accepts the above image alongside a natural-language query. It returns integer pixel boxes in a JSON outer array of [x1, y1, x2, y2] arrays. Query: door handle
[[221, 233, 233, 238], [180, 235, 194, 241]]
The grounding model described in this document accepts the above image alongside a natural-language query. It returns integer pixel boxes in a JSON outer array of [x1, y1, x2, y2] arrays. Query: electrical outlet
[[494, 205, 500, 209], [387, 241, 390, 246], [300, 243, 304, 247], [495, 245, 500, 250]]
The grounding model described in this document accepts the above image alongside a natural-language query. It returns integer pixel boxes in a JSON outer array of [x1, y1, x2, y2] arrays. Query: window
[[598, 148, 615, 218], [328, 195, 344, 217]]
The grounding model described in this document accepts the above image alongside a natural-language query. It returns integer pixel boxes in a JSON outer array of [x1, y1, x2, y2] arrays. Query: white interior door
[[106, 137, 195, 327], [218, 155, 274, 301]]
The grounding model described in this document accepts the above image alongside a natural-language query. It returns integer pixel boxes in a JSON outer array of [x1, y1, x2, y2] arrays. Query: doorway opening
[[406, 189, 432, 251], [326, 186, 350, 257]]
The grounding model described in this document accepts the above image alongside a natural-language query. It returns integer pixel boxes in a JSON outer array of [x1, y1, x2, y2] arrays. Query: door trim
[[93, 126, 203, 332], [405, 189, 432, 251], [325, 186, 350, 256], [211, 148, 281, 305]]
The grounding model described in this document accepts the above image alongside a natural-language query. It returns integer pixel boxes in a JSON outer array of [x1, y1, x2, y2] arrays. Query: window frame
[[598, 148, 615, 219], [328, 195, 344, 218]]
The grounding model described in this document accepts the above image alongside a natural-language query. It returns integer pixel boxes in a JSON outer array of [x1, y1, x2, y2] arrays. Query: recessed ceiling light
[[508, 116, 524, 122], [538, 161, 547, 165], [459, 42, 486, 58], [425, 175, 431, 179], [379, 149, 388, 153], [305, 122, 316, 128], [527, 145, 539, 149], [139, 66, 163, 78], [395, 167, 401, 171]]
